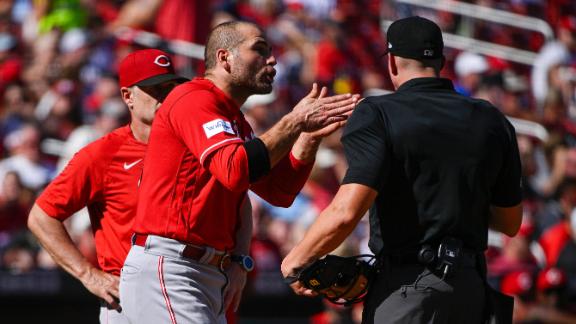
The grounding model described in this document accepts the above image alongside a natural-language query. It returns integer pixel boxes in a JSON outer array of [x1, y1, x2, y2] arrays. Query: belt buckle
[[219, 254, 231, 271]]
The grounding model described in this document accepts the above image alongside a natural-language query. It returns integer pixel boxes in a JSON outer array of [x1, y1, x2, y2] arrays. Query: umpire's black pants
[[362, 264, 485, 324]]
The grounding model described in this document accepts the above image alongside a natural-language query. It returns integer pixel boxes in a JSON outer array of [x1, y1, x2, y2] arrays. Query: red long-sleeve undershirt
[[205, 143, 314, 207]]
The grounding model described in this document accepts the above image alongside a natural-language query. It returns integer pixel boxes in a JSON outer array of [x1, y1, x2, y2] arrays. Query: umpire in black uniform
[[282, 16, 523, 323]]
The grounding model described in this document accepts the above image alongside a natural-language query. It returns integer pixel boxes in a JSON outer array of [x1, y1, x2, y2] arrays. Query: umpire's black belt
[[383, 249, 478, 268]]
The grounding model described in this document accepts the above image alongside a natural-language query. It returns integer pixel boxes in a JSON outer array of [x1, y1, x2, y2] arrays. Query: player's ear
[[120, 87, 134, 110], [216, 49, 232, 72]]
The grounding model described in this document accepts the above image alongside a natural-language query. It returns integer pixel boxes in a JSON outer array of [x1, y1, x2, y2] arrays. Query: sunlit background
[[0, 0, 575, 323]]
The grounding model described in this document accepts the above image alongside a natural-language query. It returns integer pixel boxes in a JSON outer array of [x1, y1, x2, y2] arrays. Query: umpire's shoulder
[[346, 94, 391, 128], [354, 92, 397, 114], [469, 97, 508, 120], [468, 97, 516, 135]]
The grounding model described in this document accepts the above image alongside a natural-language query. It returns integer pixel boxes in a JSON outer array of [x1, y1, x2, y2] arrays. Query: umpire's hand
[[281, 259, 318, 298], [223, 263, 247, 312]]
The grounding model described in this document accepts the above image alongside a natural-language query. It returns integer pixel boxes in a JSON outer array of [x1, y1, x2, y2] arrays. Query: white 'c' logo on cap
[[154, 55, 171, 67]]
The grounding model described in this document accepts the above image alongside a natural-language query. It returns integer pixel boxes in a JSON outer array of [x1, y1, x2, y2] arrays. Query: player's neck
[[130, 122, 150, 144], [204, 73, 247, 108]]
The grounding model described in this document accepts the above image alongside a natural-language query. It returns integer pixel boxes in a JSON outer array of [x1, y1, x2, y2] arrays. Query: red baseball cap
[[559, 16, 576, 33], [118, 49, 187, 88], [536, 267, 566, 292], [500, 271, 533, 296]]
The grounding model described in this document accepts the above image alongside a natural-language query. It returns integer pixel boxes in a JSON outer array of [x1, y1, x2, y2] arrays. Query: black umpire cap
[[385, 16, 444, 60]]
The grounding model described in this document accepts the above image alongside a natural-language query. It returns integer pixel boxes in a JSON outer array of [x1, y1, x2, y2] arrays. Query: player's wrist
[[282, 111, 305, 134], [76, 263, 95, 281], [78, 265, 102, 289], [230, 254, 254, 272], [291, 135, 320, 164], [299, 132, 321, 146]]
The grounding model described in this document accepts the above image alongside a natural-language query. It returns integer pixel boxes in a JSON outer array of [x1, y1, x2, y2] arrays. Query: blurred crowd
[[0, 0, 575, 323]]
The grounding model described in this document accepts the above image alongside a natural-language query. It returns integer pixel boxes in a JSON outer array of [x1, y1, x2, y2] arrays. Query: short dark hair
[[204, 21, 256, 71]]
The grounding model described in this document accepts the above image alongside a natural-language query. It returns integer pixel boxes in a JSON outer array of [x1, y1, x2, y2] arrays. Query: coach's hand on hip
[[80, 267, 121, 310]]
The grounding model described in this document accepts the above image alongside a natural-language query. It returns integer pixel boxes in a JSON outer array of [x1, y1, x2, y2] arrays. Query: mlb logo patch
[[203, 119, 236, 138], [423, 49, 434, 57]]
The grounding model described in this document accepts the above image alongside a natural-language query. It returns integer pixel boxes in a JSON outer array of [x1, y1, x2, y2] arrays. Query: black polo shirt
[[341, 77, 522, 254]]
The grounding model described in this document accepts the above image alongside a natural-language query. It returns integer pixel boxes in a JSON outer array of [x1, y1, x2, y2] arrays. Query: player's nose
[[266, 54, 277, 66]]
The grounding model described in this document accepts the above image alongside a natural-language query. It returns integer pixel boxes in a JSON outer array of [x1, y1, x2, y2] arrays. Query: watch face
[[243, 256, 254, 272]]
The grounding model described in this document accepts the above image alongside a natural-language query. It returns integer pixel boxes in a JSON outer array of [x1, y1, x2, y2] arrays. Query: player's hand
[[80, 267, 121, 310], [305, 119, 347, 139], [291, 126, 343, 163], [223, 263, 247, 312], [292, 83, 359, 133]]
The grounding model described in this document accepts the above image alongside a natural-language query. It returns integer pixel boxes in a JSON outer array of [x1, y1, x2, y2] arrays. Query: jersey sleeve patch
[[203, 119, 236, 138]]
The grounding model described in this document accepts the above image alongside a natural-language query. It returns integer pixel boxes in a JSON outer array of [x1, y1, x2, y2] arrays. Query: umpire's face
[[228, 24, 277, 95]]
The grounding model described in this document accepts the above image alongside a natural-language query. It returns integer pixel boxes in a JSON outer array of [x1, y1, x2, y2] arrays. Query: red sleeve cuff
[[289, 151, 314, 170]]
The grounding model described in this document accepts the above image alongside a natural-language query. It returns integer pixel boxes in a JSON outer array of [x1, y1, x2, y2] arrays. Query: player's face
[[229, 25, 276, 95], [131, 81, 178, 125]]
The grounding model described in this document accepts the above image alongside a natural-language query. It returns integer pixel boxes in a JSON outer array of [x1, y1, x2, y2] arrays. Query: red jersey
[[134, 78, 313, 251], [539, 221, 571, 266], [36, 126, 146, 276]]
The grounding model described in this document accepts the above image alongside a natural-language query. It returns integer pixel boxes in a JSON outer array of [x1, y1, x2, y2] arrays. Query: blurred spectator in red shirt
[[489, 221, 539, 278], [523, 267, 576, 323], [0, 171, 33, 234], [0, 33, 21, 95]]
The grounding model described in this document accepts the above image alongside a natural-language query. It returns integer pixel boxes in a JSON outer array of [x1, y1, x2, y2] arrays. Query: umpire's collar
[[396, 77, 455, 92]]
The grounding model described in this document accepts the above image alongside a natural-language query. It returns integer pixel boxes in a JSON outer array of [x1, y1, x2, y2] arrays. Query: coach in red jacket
[[28, 49, 187, 323]]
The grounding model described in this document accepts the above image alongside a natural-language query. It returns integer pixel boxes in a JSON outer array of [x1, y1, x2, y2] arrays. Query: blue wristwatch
[[231, 254, 255, 272]]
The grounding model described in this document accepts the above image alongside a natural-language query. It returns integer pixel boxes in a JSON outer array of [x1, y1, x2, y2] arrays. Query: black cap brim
[[135, 74, 189, 87]]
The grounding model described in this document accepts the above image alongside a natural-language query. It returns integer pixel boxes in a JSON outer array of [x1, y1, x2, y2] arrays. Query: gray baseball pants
[[119, 235, 228, 324], [99, 302, 130, 324]]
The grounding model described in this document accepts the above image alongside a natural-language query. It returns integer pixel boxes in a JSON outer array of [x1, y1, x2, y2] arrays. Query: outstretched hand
[[292, 83, 359, 133]]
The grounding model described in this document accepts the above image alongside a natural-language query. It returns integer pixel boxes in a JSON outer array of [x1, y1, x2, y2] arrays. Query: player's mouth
[[264, 69, 276, 83]]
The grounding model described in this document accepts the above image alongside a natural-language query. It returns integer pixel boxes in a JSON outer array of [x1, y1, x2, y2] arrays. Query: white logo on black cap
[[423, 49, 434, 57], [154, 55, 171, 67]]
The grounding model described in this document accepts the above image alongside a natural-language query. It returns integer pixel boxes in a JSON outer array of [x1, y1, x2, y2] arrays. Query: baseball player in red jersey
[[27, 49, 187, 324], [120, 21, 359, 324]]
